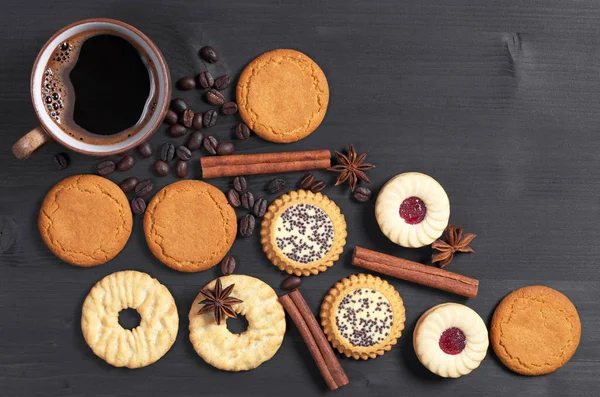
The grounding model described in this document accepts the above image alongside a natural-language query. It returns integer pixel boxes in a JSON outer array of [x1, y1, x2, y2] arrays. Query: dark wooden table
[[1, 1, 599, 396]]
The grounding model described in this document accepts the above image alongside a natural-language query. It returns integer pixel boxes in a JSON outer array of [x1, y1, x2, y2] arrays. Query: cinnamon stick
[[352, 246, 478, 298]]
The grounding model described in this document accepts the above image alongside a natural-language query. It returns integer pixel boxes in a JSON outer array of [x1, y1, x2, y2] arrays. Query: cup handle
[[12, 126, 52, 160]]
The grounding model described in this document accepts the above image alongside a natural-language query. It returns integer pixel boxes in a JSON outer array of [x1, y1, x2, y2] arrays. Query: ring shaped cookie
[[414, 303, 488, 378], [236, 49, 329, 143], [261, 190, 346, 276], [189, 275, 286, 371], [39, 174, 132, 266], [376, 172, 450, 248], [81, 271, 179, 368]]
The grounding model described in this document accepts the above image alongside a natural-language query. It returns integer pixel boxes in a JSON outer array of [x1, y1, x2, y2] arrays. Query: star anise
[[431, 225, 476, 268], [197, 278, 243, 325], [328, 144, 375, 191]]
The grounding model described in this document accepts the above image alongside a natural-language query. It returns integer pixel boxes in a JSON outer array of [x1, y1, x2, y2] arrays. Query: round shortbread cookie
[[39, 174, 132, 267], [81, 270, 179, 368], [236, 49, 329, 143], [189, 275, 286, 371]]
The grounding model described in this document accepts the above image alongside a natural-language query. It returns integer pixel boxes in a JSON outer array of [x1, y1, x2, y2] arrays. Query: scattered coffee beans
[[186, 130, 204, 151], [135, 179, 153, 197], [268, 178, 286, 194], [241, 191, 255, 209], [200, 46, 219, 63], [164, 110, 178, 125], [299, 174, 315, 189], [154, 160, 170, 176], [170, 98, 188, 114], [203, 136, 218, 155], [236, 123, 251, 140], [97, 160, 115, 176], [192, 113, 203, 130], [131, 197, 146, 215], [175, 160, 188, 178], [217, 142, 234, 155], [281, 275, 302, 291], [160, 142, 175, 162], [206, 89, 225, 105], [119, 177, 139, 193], [239, 214, 256, 237], [227, 189, 241, 208], [253, 198, 267, 218], [52, 153, 70, 170], [220, 255, 236, 275], [181, 109, 194, 128], [197, 71, 214, 88], [176, 145, 192, 161], [203, 109, 218, 128], [177, 76, 196, 90], [214, 75, 231, 90], [137, 142, 153, 158], [354, 187, 372, 202], [221, 101, 238, 115], [116, 155, 135, 172], [233, 176, 247, 192], [310, 180, 326, 193], [169, 124, 187, 137]]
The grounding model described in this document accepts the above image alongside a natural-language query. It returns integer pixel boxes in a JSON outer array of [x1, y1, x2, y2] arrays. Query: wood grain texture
[[1, 1, 600, 396]]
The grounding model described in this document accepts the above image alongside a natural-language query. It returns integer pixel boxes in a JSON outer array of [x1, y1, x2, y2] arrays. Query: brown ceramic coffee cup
[[13, 18, 171, 159]]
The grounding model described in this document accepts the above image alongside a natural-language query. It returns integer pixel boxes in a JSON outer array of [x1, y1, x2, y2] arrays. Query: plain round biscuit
[[38, 174, 132, 267], [189, 275, 286, 371], [81, 270, 179, 368], [236, 48, 329, 143], [490, 285, 581, 376], [143, 180, 237, 272]]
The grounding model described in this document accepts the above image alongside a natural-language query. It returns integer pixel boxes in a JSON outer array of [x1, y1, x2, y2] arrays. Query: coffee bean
[[175, 160, 188, 178], [120, 177, 139, 193], [239, 214, 255, 238], [186, 130, 204, 151], [310, 180, 326, 193], [137, 142, 153, 158], [354, 187, 372, 202], [97, 160, 115, 176], [235, 123, 251, 140], [176, 145, 192, 161], [169, 124, 187, 137], [160, 142, 175, 162], [203, 136, 218, 155], [181, 109, 194, 128], [203, 109, 218, 128], [131, 197, 146, 215], [221, 101, 238, 115], [281, 275, 302, 291], [299, 174, 315, 189], [52, 152, 69, 170], [192, 113, 203, 130], [206, 89, 225, 105], [227, 189, 241, 208], [217, 142, 234, 156], [214, 75, 231, 90], [220, 255, 236, 275], [118, 151, 130, 157], [241, 191, 255, 209], [253, 198, 267, 218], [200, 46, 218, 63], [170, 98, 188, 114], [268, 178, 286, 194], [154, 160, 170, 176], [177, 76, 196, 90], [164, 110, 178, 125], [135, 179, 153, 197], [116, 155, 135, 171], [197, 71, 214, 88], [233, 176, 247, 192]]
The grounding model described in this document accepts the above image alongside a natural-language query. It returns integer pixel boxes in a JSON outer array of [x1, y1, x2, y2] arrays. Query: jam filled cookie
[[81, 271, 178, 368], [260, 190, 346, 276], [414, 303, 488, 378], [376, 172, 450, 248], [490, 285, 581, 376], [189, 275, 286, 371], [39, 174, 132, 267], [144, 180, 237, 272], [320, 274, 405, 360], [236, 49, 329, 143]]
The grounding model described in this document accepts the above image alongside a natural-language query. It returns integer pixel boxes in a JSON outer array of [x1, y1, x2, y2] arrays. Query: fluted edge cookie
[[39, 174, 132, 267], [490, 285, 581, 376], [81, 270, 179, 368], [236, 49, 329, 143], [260, 190, 346, 276], [320, 274, 405, 360]]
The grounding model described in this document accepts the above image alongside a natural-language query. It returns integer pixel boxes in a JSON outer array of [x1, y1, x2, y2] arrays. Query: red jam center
[[439, 327, 466, 355], [399, 196, 427, 224]]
